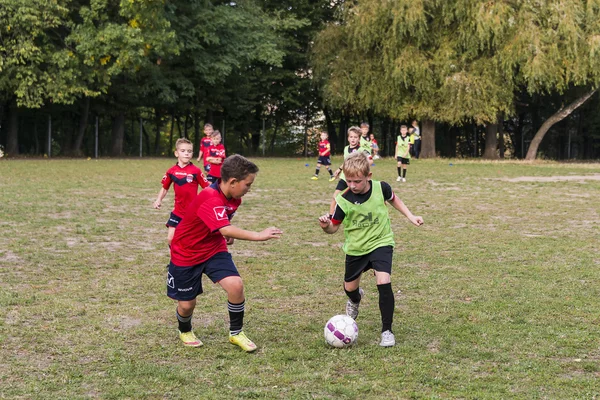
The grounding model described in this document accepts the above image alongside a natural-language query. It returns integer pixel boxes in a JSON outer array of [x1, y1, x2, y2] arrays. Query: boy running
[[318, 152, 423, 347], [154, 138, 210, 245], [168, 155, 283, 352], [311, 131, 335, 181]]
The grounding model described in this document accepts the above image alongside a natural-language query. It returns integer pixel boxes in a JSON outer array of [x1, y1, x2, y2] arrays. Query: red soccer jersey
[[161, 163, 210, 217], [170, 183, 242, 266], [207, 144, 226, 178], [201, 137, 213, 166], [319, 140, 331, 157]]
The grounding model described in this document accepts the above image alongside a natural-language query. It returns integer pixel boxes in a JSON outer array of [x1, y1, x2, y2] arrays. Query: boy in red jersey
[[206, 130, 226, 184], [369, 133, 380, 160], [168, 155, 283, 351], [154, 138, 210, 245], [196, 123, 214, 172], [311, 131, 335, 181]]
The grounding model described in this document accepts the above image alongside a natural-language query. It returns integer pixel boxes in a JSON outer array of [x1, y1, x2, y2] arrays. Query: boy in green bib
[[319, 152, 423, 347]]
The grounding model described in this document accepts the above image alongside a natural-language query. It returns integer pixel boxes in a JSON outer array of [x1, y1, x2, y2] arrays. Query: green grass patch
[[1, 157, 599, 399]]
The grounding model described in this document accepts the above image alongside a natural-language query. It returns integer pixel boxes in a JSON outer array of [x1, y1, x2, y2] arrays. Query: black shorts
[[206, 174, 218, 184], [344, 246, 393, 282], [317, 156, 331, 166], [166, 212, 182, 228], [397, 157, 410, 165], [167, 252, 240, 301], [335, 179, 348, 191]]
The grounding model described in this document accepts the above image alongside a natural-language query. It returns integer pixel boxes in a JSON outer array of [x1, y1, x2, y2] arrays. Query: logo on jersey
[[213, 206, 228, 221], [186, 174, 193, 183], [352, 212, 379, 228]]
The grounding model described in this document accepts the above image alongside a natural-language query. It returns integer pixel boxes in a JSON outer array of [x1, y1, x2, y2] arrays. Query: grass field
[[1, 156, 599, 399]]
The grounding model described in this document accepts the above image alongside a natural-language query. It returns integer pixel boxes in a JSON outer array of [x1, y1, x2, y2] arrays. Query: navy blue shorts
[[335, 178, 348, 191], [397, 157, 410, 165], [317, 156, 331, 166], [166, 212, 182, 228], [206, 174, 218, 184], [166, 252, 240, 301], [344, 246, 393, 282]]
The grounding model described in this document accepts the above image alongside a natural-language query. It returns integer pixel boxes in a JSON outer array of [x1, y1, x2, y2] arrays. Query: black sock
[[378, 283, 394, 333], [314, 168, 320, 176], [177, 310, 192, 333], [327, 168, 333, 176], [345, 287, 362, 304], [228, 300, 245, 336], [397, 167, 402, 177], [402, 168, 407, 178]]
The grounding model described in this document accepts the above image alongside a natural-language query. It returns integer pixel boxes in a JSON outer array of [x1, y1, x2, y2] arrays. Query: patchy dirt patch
[[502, 174, 600, 183]]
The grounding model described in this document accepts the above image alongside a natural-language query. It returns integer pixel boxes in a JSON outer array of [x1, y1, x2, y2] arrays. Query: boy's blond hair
[[211, 130, 222, 138], [175, 138, 193, 149], [347, 126, 361, 137], [343, 151, 370, 177]]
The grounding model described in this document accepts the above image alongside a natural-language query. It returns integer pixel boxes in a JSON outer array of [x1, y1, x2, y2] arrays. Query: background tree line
[[1, 0, 599, 160]]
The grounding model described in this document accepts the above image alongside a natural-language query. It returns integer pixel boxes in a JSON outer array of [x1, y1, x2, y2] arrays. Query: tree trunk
[[526, 88, 597, 160], [110, 112, 125, 156], [420, 119, 436, 158], [193, 111, 200, 154], [6, 101, 19, 156], [323, 107, 337, 152], [73, 97, 90, 156], [498, 114, 505, 159], [169, 112, 175, 152], [153, 108, 162, 155], [483, 122, 499, 159], [269, 118, 280, 154]]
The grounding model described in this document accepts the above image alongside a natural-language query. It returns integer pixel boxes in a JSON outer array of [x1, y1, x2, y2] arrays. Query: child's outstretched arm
[[153, 188, 168, 209], [219, 225, 283, 241], [388, 195, 424, 227], [319, 214, 340, 234]]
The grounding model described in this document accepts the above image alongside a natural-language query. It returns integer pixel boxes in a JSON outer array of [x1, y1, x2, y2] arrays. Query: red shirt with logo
[[319, 140, 331, 157], [161, 163, 210, 217], [201, 136, 213, 166], [170, 182, 241, 266], [207, 144, 226, 178]]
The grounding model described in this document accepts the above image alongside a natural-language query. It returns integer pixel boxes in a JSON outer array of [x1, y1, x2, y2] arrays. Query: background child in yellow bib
[[318, 152, 423, 347]]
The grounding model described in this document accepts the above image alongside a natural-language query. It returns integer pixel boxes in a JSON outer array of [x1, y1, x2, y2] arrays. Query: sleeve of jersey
[[161, 172, 172, 189], [381, 181, 395, 202], [197, 197, 231, 233], [331, 205, 345, 225], [198, 170, 210, 188]]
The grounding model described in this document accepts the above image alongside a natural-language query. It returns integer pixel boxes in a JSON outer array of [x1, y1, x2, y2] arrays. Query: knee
[[223, 276, 245, 297]]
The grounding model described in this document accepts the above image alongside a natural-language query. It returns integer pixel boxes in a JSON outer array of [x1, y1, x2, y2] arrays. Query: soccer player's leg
[[344, 254, 368, 320], [167, 262, 204, 347], [312, 162, 322, 180], [206, 253, 257, 352], [372, 246, 395, 347]]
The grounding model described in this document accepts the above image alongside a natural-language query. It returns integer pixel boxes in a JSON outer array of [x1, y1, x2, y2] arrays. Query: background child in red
[[196, 123, 214, 172], [206, 130, 226, 183], [311, 131, 335, 181], [154, 138, 210, 245]]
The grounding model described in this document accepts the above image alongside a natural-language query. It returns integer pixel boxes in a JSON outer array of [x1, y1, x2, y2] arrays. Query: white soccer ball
[[324, 314, 358, 348]]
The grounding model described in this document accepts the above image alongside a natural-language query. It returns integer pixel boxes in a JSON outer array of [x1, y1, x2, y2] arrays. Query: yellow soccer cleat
[[179, 330, 203, 347], [329, 176, 336, 182], [311, 176, 319, 180], [229, 331, 257, 352]]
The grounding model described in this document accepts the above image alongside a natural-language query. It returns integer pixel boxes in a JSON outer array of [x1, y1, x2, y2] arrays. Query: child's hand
[[225, 236, 235, 245], [318, 214, 331, 229], [333, 169, 341, 178], [410, 215, 424, 226], [153, 200, 161, 209], [258, 227, 283, 241]]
